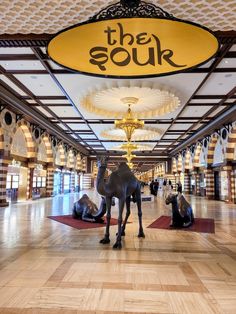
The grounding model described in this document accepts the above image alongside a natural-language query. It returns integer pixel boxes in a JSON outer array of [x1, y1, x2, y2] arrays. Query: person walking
[[153, 179, 159, 196], [163, 179, 167, 198]]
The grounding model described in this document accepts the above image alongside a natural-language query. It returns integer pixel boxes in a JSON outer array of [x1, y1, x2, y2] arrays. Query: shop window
[[37, 177, 42, 187], [6, 174, 11, 189], [64, 174, 70, 192], [12, 175, 19, 188], [42, 177, 46, 187], [33, 176, 46, 188], [7, 174, 19, 189], [53, 172, 61, 195]]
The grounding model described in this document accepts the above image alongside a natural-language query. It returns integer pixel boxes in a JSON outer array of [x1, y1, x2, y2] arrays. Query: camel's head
[[97, 155, 109, 168]]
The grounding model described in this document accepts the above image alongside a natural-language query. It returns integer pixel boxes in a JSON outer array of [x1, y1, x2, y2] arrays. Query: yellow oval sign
[[47, 18, 219, 78]]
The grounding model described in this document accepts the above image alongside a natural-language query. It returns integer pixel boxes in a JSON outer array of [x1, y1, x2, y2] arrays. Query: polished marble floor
[[0, 188, 236, 314]]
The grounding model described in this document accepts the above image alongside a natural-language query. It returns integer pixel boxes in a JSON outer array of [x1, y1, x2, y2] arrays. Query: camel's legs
[[120, 195, 131, 236], [100, 196, 111, 244], [113, 198, 125, 249], [135, 186, 145, 238]]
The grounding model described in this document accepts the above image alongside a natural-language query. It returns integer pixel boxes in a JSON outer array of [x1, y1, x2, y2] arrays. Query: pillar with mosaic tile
[[205, 168, 214, 199], [27, 161, 36, 199], [195, 172, 201, 196], [221, 165, 233, 203], [70, 171, 75, 192], [0, 152, 11, 207], [46, 164, 55, 197], [232, 168, 236, 204], [184, 170, 190, 194]]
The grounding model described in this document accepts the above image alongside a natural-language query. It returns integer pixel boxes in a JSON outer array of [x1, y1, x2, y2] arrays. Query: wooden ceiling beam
[[2, 67, 236, 75], [31, 47, 106, 152], [21, 95, 67, 100], [187, 103, 230, 106], [0, 65, 92, 152], [152, 42, 233, 153], [0, 82, 88, 155], [193, 94, 236, 99], [168, 87, 236, 153]]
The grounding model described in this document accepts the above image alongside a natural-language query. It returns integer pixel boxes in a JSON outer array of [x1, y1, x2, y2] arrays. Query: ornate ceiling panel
[[0, 0, 235, 34]]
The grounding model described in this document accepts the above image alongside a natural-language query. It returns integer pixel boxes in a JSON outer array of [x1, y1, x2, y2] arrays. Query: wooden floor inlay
[[0, 190, 236, 313]]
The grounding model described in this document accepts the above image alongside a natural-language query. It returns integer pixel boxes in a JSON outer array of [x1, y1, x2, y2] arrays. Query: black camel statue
[[96, 156, 145, 249], [72, 194, 106, 223], [165, 193, 194, 228]]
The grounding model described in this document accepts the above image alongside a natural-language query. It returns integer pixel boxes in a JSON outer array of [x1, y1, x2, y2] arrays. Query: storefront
[[6, 160, 28, 202], [179, 172, 185, 191], [63, 171, 71, 194], [74, 172, 80, 192], [32, 166, 47, 199], [219, 170, 229, 201], [53, 170, 62, 196], [191, 176, 196, 195], [214, 170, 220, 200], [199, 172, 206, 196]]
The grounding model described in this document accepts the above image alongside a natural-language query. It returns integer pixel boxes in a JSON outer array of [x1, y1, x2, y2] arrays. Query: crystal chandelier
[[114, 97, 144, 142]]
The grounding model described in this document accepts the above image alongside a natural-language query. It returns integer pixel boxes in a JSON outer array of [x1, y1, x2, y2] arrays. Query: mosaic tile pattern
[[0, 0, 235, 34]]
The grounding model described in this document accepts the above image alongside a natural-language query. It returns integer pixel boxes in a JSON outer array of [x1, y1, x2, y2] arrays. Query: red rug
[[147, 216, 215, 233], [47, 215, 120, 230]]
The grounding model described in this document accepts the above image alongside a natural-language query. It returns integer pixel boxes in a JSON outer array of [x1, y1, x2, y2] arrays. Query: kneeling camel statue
[[72, 194, 106, 223], [97, 156, 145, 249]]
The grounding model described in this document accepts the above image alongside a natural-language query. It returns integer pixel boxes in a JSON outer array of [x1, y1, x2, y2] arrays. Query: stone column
[[222, 165, 233, 203], [70, 171, 75, 192], [184, 171, 190, 194], [195, 172, 201, 196], [232, 168, 236, 204], [205, 167, 214, 199], [60, 171, 64, 194], [82, 173, 92, 190], [46, 164, 54, 197], [0, 152, 11, 207], [27, 161, 36, 200], [76, 171, 81, 192]]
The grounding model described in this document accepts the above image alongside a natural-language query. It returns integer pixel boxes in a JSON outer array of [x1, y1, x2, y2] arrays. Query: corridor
[[0, 191, 235, 313]]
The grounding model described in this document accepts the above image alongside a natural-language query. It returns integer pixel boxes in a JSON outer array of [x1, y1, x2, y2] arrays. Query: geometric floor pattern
[[0, 189, 235, 313]]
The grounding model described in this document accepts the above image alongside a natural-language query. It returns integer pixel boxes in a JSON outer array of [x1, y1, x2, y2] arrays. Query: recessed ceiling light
[[225, 74, 232, 78], [224, 60, 229, 64], [218, 82, 223, 85], [5, 63, 9, 66], [30, 75, 37, 79]]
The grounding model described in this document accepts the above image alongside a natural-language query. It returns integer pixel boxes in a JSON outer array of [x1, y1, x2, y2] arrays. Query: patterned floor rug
[[147, 215, 215, 233]]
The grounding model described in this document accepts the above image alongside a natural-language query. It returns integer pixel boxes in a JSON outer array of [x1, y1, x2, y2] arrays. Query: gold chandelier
[[120, 142, 138, 154], [122, 152, 136, 163], [111, 142, 153, 152], [127, 162, 134, 169], [114, 97, 144, 142]]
